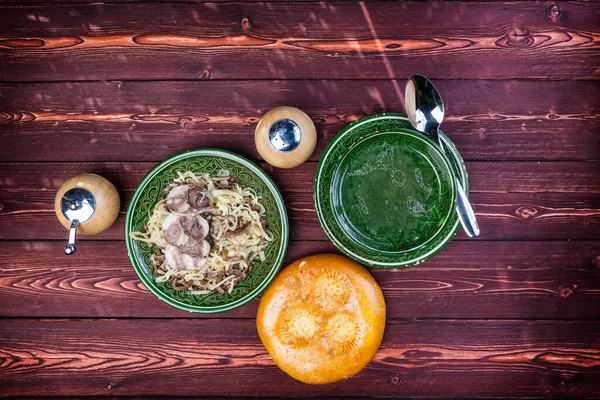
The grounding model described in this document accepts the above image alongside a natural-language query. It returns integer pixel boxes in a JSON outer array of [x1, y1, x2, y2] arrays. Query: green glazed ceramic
[[314, 113, 468, 268], [125, 149, 289, 313]]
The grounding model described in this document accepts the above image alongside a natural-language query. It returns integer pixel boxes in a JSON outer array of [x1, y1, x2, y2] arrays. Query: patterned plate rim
[[125, 149, 289, 313], [314, 113, 466, 268]]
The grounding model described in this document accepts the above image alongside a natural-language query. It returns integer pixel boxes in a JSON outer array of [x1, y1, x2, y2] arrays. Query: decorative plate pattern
[[125, 149, 289, 313], [314, 113, 468, 268]]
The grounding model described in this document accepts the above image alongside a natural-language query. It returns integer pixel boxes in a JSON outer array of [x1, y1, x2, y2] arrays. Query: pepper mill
[[255, 106, 317, 169], [54, 173, 120, 255]]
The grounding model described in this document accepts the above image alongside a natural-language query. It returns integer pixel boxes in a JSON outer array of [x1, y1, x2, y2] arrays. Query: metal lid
[[61, 188, 95, 223], [268, 118, 302, 152]]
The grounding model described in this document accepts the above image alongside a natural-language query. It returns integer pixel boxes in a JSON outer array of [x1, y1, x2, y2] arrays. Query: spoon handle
[[454, 177, 480, 237]]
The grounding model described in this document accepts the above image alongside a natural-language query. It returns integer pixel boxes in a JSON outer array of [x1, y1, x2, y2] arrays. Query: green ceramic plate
[[314, 113, 468, 268], [125, 149, 289, 313]]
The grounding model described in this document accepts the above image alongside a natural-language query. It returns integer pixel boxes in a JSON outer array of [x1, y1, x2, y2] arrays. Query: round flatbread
[[256, 253, 386, 384]]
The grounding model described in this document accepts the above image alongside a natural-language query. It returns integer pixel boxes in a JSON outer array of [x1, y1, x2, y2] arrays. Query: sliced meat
[[206, 270, 224, 279], [164, 245, 187, 270], [162, 183, 178, 199], [182, 253, 200, 270], [228, 268, 247, 279], [163, 213, 209, 247], [210, 215, 234, 240], [247, 252, 259, 266], [166, 184, 191, 214], [180, 239, 211, 258], [190, 283, 208, 291], [180, 215, 209, 241], [223, 222, 251, 238], [165, 244, 209, 271], [188, 187, 213, 211], [172, 279, 188, 291], [213, 176, 235, 189], [162, 213, 187, 246]]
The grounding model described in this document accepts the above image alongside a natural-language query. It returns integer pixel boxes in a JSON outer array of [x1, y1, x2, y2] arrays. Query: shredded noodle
[[129, 171, 272, 294]]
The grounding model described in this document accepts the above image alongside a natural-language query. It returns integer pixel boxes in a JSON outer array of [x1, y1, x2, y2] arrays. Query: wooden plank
[[1, 80, 598, 162], [1, 319, 599, 397], [9, 0, 562, 3], [0, 240, 599, 319], [5, 0, 599, 3], [0, 2, 599, 80], [0, 161, 599, 241]]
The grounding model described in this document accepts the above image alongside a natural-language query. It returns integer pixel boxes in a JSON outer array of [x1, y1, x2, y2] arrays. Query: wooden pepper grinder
[[54, 173, 120, 255], [255, 106, 317, 169]]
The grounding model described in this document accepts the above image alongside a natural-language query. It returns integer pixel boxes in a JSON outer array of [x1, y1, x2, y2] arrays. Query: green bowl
[[125, 149, 289, 313], [314, 113, 468, 268]]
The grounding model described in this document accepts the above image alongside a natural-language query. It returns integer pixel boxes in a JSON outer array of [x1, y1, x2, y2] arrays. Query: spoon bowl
[[405, 76, 445, 144]]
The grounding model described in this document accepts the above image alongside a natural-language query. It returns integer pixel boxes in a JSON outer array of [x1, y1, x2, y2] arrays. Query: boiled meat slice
[[188, 187, 213, 211], [166, 184, 191, 214], [162, 213, 187, 246], [180, 239, 211, 258], [180, 215, 209, 241], [164, 245, 186, 270], [165, 243, 210, 270]]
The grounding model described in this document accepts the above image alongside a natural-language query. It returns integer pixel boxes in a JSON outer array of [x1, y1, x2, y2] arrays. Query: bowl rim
[[125, 148, 289, 313], [314, 113, 466, 268]]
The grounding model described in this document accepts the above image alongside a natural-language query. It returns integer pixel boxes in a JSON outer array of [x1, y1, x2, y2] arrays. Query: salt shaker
[[254, 106, 317, 169]]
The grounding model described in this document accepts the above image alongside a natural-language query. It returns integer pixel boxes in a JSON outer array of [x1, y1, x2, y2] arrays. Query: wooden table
[[1, 1, 599, 397]]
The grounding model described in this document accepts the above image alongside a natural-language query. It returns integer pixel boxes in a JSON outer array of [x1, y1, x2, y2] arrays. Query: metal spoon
[[405, 74, 480, 237]]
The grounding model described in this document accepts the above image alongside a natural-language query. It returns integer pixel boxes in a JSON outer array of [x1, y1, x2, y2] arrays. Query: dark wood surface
[[2, 319, 599, 397], [2, 80, 599, 162], [1, 240, 599, 320], [1, 2, 599, 80], [1, 0, 599, 398], [1, 162, 599, 241]]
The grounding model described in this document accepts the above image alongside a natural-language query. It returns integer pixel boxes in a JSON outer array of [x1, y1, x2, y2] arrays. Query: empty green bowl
[[314, 113, 468, 268]]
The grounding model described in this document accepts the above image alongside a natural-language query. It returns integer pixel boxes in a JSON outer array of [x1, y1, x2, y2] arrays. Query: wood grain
[[2, 1, 599, 399], [0, 161, 598, 241], [0, 2, 598, 80], [1, 319, 599, 397], [0, 240, 599, 319], [1, 80, 599, 162]]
